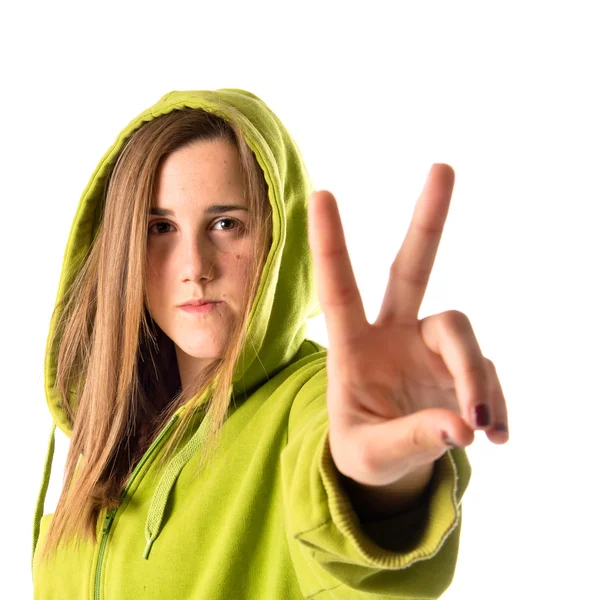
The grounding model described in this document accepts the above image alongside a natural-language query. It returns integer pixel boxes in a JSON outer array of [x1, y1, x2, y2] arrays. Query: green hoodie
[[32, 88, 472, 599]]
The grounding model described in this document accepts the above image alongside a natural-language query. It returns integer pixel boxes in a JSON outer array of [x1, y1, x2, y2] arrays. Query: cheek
[[146, 244, 171, 275], [230, 252, 256, 302], [145, 253, 169, 300], [231, 250, 252, 278]]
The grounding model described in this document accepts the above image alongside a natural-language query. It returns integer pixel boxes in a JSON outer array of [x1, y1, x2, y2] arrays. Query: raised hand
[[307, 164, 508, 489]]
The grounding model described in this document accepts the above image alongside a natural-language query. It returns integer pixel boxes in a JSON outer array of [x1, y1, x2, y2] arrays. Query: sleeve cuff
[[316, 425, 467, 569]]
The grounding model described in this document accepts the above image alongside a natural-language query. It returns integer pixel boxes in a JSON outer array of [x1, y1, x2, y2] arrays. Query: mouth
[[179, 301, 223, 315]]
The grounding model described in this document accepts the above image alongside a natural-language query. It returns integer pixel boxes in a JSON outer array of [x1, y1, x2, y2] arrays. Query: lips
[[179, 299, 218, 307], [179, 301, 222, 315]]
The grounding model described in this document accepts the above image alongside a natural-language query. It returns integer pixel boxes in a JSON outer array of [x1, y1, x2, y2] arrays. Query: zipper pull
[[102, 508, 117, 535]]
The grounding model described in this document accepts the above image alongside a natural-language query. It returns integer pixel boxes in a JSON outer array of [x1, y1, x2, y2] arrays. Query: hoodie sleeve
[[280, 365, 472, 600]]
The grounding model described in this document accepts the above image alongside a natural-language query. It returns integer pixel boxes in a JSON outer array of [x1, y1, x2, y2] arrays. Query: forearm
[[338, 461, 435, 521]]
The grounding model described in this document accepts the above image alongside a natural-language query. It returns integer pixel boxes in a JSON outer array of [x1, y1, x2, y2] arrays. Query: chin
[[176, 338, 224, 359]]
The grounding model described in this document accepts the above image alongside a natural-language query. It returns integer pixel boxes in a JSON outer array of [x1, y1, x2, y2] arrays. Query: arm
[[281, 367, 472, 599]]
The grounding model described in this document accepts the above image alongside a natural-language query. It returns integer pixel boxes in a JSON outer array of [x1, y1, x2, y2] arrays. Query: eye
[[148, 221, 174, 235], [147, 218, 244, 235], [212, 217, 243, 233]]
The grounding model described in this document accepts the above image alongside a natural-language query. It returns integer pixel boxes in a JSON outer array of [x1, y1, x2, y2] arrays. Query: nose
[[180, 235, 216, 283]]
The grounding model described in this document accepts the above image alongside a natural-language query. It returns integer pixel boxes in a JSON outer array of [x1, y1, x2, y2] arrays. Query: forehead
[[154, 139, 245, 208], [158, 139, 242, 181], [149, 204, 248, 217]]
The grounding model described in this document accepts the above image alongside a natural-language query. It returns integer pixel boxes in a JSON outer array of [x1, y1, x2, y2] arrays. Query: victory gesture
[[308, 164, 509, 491]]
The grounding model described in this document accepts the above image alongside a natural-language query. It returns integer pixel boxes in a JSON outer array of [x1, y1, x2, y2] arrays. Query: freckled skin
[[146, 139, 255, 396]]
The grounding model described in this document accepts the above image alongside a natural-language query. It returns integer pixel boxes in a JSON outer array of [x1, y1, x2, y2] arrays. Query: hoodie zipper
[[93, 414, 180, 600]]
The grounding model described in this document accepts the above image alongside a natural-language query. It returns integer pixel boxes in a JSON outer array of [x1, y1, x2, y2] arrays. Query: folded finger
[[484, 359, 509, 444]]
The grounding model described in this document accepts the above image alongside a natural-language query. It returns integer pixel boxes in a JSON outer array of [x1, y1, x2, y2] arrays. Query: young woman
[[32, 88, 507, 599]]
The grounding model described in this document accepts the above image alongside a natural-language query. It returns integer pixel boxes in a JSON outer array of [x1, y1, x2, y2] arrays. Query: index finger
[[308, 190, 369, 351]]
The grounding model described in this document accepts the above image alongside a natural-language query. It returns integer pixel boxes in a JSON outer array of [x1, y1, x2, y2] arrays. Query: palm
[[333, 322, 459, 423]]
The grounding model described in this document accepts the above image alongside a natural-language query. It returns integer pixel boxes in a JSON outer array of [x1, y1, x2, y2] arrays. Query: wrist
[[339, 461, 436, 521]]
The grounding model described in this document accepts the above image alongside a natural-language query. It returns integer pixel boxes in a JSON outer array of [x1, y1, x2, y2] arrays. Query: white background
[[1, 1, 598, 597]]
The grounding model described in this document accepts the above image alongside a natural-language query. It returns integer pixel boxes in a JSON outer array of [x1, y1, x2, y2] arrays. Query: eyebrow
[[149, 205, 249, 217]]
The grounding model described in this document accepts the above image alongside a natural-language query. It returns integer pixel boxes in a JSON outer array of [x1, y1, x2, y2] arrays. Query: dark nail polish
[[494, 423, 508, 433], [474, 404, 491, 427]]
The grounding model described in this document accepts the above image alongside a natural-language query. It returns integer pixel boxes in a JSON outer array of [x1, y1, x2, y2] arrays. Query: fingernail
[[474, 404, 491, 427], [494, 422, 508, 433], [442, 431, 463, 449]]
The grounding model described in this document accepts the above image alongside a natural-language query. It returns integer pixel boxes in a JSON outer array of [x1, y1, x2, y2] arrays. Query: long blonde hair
[[39, 107, 273, 563]]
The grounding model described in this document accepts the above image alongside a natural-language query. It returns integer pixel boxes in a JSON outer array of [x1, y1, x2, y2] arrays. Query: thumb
[[387, 407, 475, 455], [335, 408, 473, 486]]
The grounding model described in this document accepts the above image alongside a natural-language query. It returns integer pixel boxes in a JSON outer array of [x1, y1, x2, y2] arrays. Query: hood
[[33, 88, 325, 565], [44, 88, 323, 437]]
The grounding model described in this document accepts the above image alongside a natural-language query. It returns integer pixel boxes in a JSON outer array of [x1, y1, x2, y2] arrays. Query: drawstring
[[31, 384, 235, 568], [31, 421, 56, 578], [142, 385, 235, 559], [29, 416, 213, 567], [142, 409, 214, 559]]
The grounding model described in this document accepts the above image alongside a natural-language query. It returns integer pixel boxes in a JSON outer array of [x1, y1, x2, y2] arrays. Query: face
[[146, 138, 254, 389]]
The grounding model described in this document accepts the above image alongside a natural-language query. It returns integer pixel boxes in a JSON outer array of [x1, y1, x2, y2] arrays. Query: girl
[[32, 88, 507, 599]]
